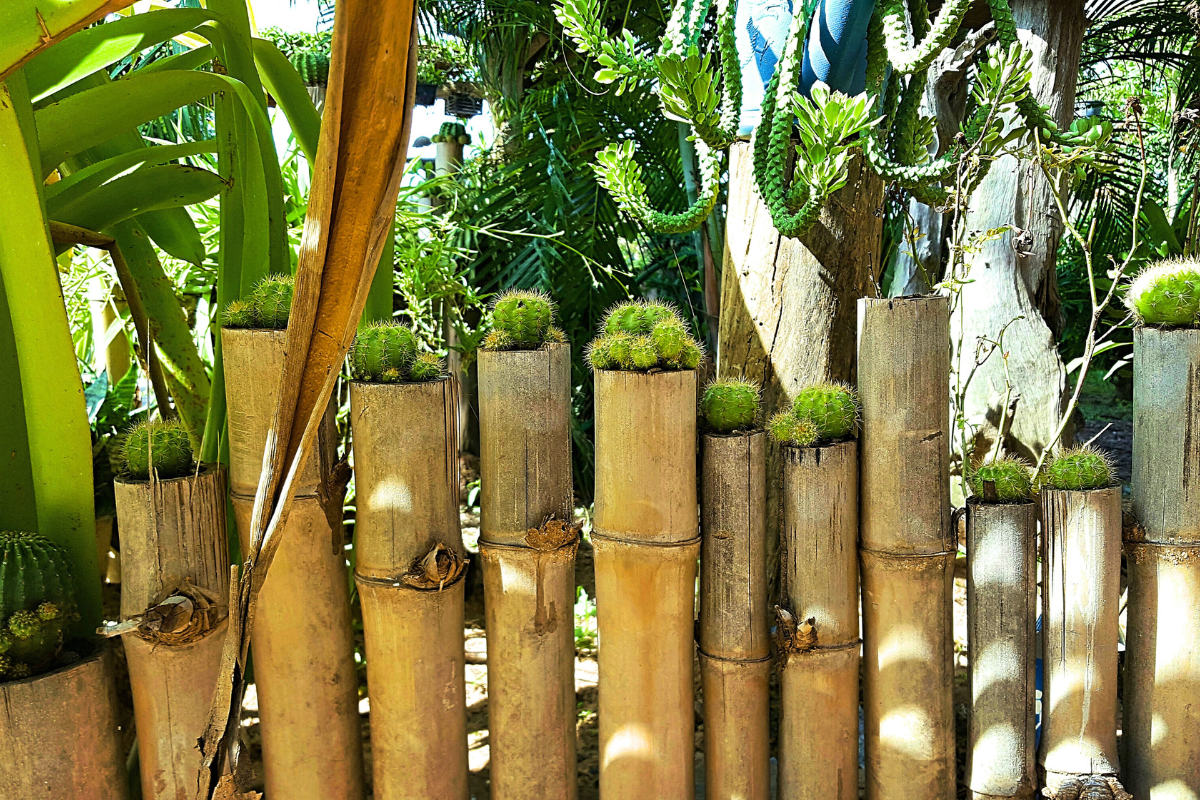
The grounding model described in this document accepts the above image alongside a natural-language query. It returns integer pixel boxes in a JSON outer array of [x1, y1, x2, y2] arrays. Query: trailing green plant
[[221, 275, 294, 330], [968, 455, 1035, 503], [587, 301, 702, 371], [120, 419, 195, 481], [432, 122, 472, 145], [793, 383, 859, 441], [1125, 257, 1200, 327], [1039, 446, 1115, 491], [767, 410, 819, 448], [483, 289, 558, 349], [701, 378, 760, 433], [0, 531, 80, 680]]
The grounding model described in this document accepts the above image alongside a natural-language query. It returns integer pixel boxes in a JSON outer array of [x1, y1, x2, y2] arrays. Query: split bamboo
[[0, 643, 128, 798], [779, 440, 860, 800], [593, 368, 699, 800], [857, 296, 955, 800], [1125, 327, 1200, 800], [221, 327, 363, 800], [965, 500, 1038, 800], [114, 466, 229, 800], [350, 376, 469, 800], [698, 431, 769, 800], [1040, 486, 1123, 795], [478, 344, 577, 800]]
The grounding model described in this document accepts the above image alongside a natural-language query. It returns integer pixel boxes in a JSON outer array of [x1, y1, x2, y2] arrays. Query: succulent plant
[[701, 379, 760, 433], [221, 274, 295, 330], [221, 299, 254, 328], [1125, 259, 1200, 327], [651, 319, 688, 360], [629, 336, 659, 369], [1, 531, 79, 679], [487, 290, 555, 349], [768, 411, 819, 448], [350, 322, 419, 382], [121, 419, 195, 480], [408, 352, 444, 382], [432, 121, 472, 145], [1041, 447, 1114, 491], [482, 330, 516, 351], [290, 49, 330, 86], [545, 326, 568, 344], [793, 383, 859, 441], [589, 301, 702, 372], [586, 336, 615, 370], [969, 456, 1035, 503]]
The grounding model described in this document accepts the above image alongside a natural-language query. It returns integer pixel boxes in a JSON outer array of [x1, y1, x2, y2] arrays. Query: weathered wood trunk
[[222, 328, 364, 800], [699, 431, 770, 800], [350, 377, 468, 800], [779, 440, 860, 800], [594, 369, 699, 800], [477, 345, 576, 800], [1125, 327, 1200, 800], [858, 297, 955, 800], [966, 500, 1038, 800]]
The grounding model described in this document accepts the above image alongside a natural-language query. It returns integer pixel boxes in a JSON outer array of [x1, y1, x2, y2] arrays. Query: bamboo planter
[[478, 345, 577, 800], [113, 466, 228, 800], [350, 376, 469, 800], [966, 499, 1038, 800], [778, 440, 860, 800], [698, 430, 770, 800], [857, 296, 955, 800], [221, 327, 364, 800], [594, 368, 699, 800], [1125, 327, 1200, 800]]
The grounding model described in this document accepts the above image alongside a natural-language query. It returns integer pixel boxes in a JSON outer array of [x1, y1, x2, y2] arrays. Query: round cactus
[[592, 300, 699, 371], [702, 379, 760, 433], [491, 290, 554, 347], [602, 302, 644, 336], [249, 275, 294, 330], [1041, 446, 1114, 491], [1126, 258, 1200, 327], [676, 338, 703, 370], [607, 333, 634, 368], [969, 456, 1035, 503], [222, 299, 254, 329], [0, 531, 79, 678], [651, 319, 688, 360], [482, 330, 516, 351], [793, 383, 859, 441], [630, 336, 659, 369], [639, 300, 677, 332], [768, 411, 819, 448], [409, 352, 444, 381], [545, 326, 568, 344], [586, 336, 616, 370], [121, 419, 194, 480], [350, 322, 419, 382]]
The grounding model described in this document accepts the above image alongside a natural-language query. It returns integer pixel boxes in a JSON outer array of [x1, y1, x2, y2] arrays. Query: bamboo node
[[1122, 506, 1146, 543], [773, 606, 817, 655], [98, 580, 225, 645], [525, 517, 582, 551], [402, 543, 468, 590], [1041, 776, 1132, 800]]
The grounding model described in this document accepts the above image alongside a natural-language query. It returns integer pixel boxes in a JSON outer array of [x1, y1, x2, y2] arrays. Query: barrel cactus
[[702, 379, 760, 433], [793, 383, 859, 440], [350, 322, 419, 382], [121, 419, 195, 480], [589, 301, 703, 371], [1041, 447, 1114, 491], [432, 122, 472, 145], [408, 352, 444, 381], [485, 290, 557, 349], [969, 456, 1034, 503], [1125, 258, 1200, 327], [768, 410, 819, 448], [222, 274, 295, 330], [1, 532, 79, 679]]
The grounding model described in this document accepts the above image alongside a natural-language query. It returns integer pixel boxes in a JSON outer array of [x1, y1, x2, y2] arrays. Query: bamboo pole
[[221, 328, 363, 800], [0, 643, 128, 798], [857, 296, 955, 800], [477, 345, 577, 800], [1040, 487, 1124, 797], [778, 440, 860, 800], [350, 376, 468, 800], [965, 500, 1038, 800], [1125, 327, 1200, 800], [698, 430, 770, 800], [594, 368, 699, 800], [114, 466, 229, 800]]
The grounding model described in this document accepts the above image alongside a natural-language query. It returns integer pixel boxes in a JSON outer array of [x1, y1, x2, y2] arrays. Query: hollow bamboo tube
[[779, 441, 860, 800], [593, 369, 699, 800], [1039, 487, 1123, 793], [477, 345, 576, 800], [0, 643, 129, 799], [350, 377, 468, 800], [857, 296, 955, 800], [114, 467, 229, 800], [221, 328, 363, 800], [965, 500, 1038, 800], [698, 431, 770, 800]]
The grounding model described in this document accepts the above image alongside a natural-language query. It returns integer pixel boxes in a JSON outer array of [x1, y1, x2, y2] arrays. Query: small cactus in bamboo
[[793, 383, 859, 440], [1125, 258, 1200, 327], [408, 352, 444, 381], [350, 322, 419, 382], [483, 290, 563, 350], [0, 531, 80, 679], [701, 378, 760, 433], [968, 455, 1035, 502], [1040, 446, 1114, 491], [121, 419, 195, 480], [768, 411, 819, 448], [221, 274, 295, 330], [588, 301, 703, 372]]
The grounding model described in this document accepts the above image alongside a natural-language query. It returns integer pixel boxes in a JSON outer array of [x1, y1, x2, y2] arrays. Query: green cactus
[[651, 318, 688, 360], [121, 419, 195, 480], [701, 379, 760, 433], [676, 338, 703, 370], [221, 299, 254, 329], [793, 383, 859, 441], [489, 290, 555, 348], [350, 322, 419, 382], [586, 336, 616, 370], [409, 352, 444, 382], [589, 301, 701, 371], [482, 330, 516, 351], [630, 336, 659, 369], [1125, 259, 1200, 327], [602, 302, 645, 336], [1041, 447, 1114, 491], [969, 456, 1034, 503], [768, 411, 819, 448], [251, 275, 294, 329], [546, 326, 568, 344], [0, 531, 79, 679], [607, 332, 635, 368]]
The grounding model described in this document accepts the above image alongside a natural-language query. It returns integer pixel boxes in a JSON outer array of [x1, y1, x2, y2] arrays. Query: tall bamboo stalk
[[857, 296, 955, 800], [699, 430, 769, 800], [594, 369, 699, 800], [779, 440, 860, 800], [115, 466, 228, 800], [478, 344, 577, 800], [1125, 327, 1200, 800], [221, 327, 363, 800], [350, 376, 468, 800], [966, 499, 1037, 800]]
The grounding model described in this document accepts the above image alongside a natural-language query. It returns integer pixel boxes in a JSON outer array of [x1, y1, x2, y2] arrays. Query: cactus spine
[[768, 411, 819, 448], [792, 383, 859, 441], [485, 290, 558, 349], [701, 379, 760, 433], [350, 322, 419, 381], [1041, 447, 1114, 491], [1125, 258, 1200, 327], [968, 455, 1035, 503], [221, 274, 295, 330], [0, 532, 79, 679], [121, 419, 195, 480]]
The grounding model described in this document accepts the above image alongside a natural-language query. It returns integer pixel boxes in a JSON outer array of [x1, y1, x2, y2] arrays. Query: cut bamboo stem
[[221, 328, 363, 800], [350, 376, 468, 800], [1040, 487, 1123, 796], [1125, 327, 1200, 800], [114, 466, 229, 800], [478, 345, 576, 800], [966, 500, 1038, 800], [699, 431, 770, 800], [857, 296, 955, 800], [779, 440, 860, 800], [594, 369, 699, 800]]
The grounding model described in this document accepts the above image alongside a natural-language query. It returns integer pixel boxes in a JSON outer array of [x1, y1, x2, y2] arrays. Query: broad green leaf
[[49, 163, 223, 234], [47, 139, 217, 205], [252, 37, 319, 164], [0, 0, 135, 82], [140, 206, 208, 266]]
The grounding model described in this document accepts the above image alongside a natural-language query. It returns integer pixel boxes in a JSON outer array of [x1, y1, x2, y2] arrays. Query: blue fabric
[[800, 0, 876, 97]]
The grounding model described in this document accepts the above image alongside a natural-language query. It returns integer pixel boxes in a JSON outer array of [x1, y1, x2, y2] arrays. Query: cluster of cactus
[[432, 122, 471, 145], [290, 49, 330, 86], [350, 322, 443, 383], [768, 383, 859, 447], [701, 379, 761, 433], [222, 274, 294, 330], [482, 290, 567, 351], [1, 532, 80, 680], [1125, 258, 1200, 327], [586, 301, 703, 371], [1040, 446, 1115, 491], [120, 419, 195, 480], [968, 455, 1035, 503]]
